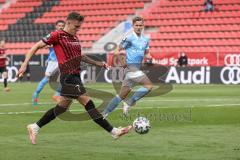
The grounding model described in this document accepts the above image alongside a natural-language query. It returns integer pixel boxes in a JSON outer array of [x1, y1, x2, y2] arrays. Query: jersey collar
[[133, 31, 143, 39]]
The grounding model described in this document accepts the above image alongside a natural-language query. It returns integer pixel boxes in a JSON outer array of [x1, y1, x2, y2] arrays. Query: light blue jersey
[[120, 31, 149, 69], [47, 47, 57, 61]]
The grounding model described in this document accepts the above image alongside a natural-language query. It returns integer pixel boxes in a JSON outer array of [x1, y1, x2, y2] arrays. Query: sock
[[33, 77, 49, 98], [33, 123, 40, 130], [85, 100, 113, 132], [36, 105, 67, 128], [127, 87, 150, 106], [103, 95, 122, 115], [3, 78, 7, 88]]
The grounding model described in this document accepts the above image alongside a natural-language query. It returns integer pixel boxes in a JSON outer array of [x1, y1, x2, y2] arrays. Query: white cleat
[[123, 102, 131, 116], [27, 123, 39, 145], [111, 125, 132, 139]]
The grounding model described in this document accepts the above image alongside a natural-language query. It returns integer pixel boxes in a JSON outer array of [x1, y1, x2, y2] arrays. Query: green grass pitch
[[0, 83, 240, 160]]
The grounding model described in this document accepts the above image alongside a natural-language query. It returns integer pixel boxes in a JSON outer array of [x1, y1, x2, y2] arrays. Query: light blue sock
[[32, 77, 49, 99], [127, 87, 150, 106], [103, 95, 122, 114]]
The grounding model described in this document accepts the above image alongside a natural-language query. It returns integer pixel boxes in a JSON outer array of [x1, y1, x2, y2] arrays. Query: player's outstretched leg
[[3, 71, 10, 92], [102, 86, 131, 118], [84, 99, 132, 139], [27, 104, 69, 144], [102, 95, 122, 118], [3, 78, 10, 92], [123, 86, 151, 116]]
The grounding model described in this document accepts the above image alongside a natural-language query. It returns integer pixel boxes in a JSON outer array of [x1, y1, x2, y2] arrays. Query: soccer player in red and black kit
[[18, 12, 132, 144], [0, 40, 10, 92]]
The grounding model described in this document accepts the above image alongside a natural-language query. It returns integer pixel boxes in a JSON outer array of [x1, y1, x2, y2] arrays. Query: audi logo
[[220, 66, 240, 84], [224, 54, 240, 66]]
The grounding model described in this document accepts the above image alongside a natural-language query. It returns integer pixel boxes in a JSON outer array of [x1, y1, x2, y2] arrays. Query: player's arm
[[143, 36, 152, 64], [18, 40, 47, 77], [81, 55, 109, 69], [117, 45, 126, 67], [23, 40, 47, 65], [116, 36, 132, 67]]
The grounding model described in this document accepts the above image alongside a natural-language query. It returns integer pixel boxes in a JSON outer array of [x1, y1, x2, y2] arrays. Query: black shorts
[[0, 67, 7, 73], [60, 73, 86, 99]]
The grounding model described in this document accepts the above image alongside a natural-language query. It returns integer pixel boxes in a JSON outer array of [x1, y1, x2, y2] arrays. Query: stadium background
[[0, 0, 240, 84], [0, 0, 240, 160]]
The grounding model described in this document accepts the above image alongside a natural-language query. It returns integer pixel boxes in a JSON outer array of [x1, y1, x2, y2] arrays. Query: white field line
[[0, 103, 239, 115], [1, 98, 240, 107], [0, 102, 55, 107], [206, 104, 240, 107]]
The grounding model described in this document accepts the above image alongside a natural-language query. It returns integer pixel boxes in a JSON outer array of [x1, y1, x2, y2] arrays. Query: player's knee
[[45, 72, 50, 77], [148, 85, 153, 91], [56, 104, 68, 111], [54, 104, 68, 116], [119, 87, 131, 100], [58, 97, 72, 108], [77, 94, 91, 106], [119, 94, 127, 100]]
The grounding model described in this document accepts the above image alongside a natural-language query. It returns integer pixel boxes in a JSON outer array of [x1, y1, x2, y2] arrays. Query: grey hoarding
[[161, 66, 239, 84], [2, 64, 240, 84], [102, 66, 240, 85], [80, 66, 240, 85]]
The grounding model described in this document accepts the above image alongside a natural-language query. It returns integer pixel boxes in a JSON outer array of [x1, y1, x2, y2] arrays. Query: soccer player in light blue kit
[[102, 16, 153, 117], [32, 20, 65, 105]]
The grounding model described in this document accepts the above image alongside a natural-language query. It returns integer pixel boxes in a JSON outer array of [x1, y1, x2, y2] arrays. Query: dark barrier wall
[[2, 65, 239, 85], [1, 55, 239, 84]]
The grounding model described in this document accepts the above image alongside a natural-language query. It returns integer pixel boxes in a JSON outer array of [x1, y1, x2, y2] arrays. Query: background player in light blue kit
[[32, 20, 65, 105], [102, 16, 153, 117]]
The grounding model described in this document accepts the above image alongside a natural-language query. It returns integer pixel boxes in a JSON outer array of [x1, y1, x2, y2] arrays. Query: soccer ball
[[133, 117, 151, 134]]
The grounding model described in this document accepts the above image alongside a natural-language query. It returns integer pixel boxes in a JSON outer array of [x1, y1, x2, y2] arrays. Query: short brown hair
[[132, 16, 144, 24], [67, 12, 84, 22]]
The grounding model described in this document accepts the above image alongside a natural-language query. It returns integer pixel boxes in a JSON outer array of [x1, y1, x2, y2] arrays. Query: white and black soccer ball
[[133, 117, 151, 134]]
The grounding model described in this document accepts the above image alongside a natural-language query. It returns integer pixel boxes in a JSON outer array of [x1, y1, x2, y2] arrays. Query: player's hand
[[102, 61, 110, 70], [17, 63, 27, 78]]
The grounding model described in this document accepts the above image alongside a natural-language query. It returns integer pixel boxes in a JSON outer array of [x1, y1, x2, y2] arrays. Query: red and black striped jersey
[[42, 29, 82, 74], [0, 48, 6, 67]]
